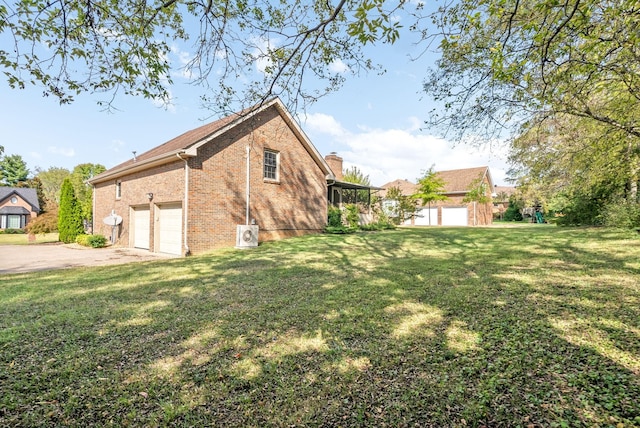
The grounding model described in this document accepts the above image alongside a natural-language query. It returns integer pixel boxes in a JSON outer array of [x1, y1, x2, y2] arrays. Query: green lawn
[[0, 232, 59, 245], [1, 227, 639, 427]]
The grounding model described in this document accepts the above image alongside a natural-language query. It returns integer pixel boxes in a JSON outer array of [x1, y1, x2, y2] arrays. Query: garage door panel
[[414, 208, 438, 226], [159, 204, 182, 255], [442, 207, 468, 226], [133, 208, 150, 249]]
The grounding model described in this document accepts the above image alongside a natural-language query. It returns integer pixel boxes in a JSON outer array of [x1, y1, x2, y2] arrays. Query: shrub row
[[325, 204, 395, 234], [75, 234, 108, 248], [0, 229, 26, 234]]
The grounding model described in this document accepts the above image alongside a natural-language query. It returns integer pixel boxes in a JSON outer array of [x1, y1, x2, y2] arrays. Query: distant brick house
[[381, 166, 495, 226], [0, 187, 40, 229], [88, 98, 335, 255]]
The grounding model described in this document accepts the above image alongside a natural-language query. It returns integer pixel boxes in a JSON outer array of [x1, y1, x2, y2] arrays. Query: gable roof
[[89, 98, 334, 184], [436, 166, 493, 194], [380, 179, 418, 197], [380, 167, 494, 197], [0, 187, 40, 213]]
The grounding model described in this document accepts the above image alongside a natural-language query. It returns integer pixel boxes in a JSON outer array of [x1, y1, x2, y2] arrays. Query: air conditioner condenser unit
[[236, 225, 259, 249]]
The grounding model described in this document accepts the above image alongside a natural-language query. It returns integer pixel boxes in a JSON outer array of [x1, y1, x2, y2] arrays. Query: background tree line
[[0, 150, 104, 233]]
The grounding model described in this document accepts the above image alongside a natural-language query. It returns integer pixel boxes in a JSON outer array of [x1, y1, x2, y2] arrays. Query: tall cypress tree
[[58, 178, 84, 243]]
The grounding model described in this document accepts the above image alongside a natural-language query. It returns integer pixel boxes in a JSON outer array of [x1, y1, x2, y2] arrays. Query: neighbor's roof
[[379, 166, 494, 196], [494, 185, 517, 196], [436, 166, 493, 194], [379, 179, 418, 197], [0, 206, 31, 215], [0, 187, 40, 212], [89, 98, 334, 184]]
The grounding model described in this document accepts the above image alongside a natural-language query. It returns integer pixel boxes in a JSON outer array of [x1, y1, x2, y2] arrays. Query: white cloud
[[305, 114, 511, 186], [302, 113, 348, 138], [170, 44, 201, 80], [329, 59, 349, 74], [48, 146, 75, 157], [251, 36, 279, 75]]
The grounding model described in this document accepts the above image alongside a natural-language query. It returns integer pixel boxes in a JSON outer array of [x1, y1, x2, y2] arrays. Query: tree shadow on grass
[[1, 227, 639, 426]]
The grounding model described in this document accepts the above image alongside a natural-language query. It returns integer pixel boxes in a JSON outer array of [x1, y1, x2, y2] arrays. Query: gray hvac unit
[[236, 225, 259, 249]]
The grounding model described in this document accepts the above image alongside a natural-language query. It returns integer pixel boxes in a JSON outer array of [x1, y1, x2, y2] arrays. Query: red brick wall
[[93, 105, 328, 254], [187, 106, 327, 253], [93, 162, 185, 250]]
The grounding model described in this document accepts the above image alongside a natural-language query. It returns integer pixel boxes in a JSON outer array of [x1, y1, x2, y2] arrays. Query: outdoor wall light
[[146, 192, 153, 200]]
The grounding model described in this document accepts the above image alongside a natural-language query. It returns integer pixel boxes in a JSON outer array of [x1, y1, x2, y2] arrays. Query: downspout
[[245, 146, 250, 225], [176, 153, 190, 255]]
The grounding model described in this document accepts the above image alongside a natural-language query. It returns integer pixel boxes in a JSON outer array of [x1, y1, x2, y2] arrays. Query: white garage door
[[133, 207, 150, 249], [441, 207, 468, 226], [414, 208, 438, 226], [158, 204, 182, 255]]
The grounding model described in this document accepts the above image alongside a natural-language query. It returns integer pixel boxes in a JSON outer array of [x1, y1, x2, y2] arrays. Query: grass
[[1, 227, 639, 427], [0, 232, 59, 245]]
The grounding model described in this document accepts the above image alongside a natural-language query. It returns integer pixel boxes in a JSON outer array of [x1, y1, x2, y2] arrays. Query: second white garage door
[[158, 204, 182, 255], [441, 207, 468, 226]]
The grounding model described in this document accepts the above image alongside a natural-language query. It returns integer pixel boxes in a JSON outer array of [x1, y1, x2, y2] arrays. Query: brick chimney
[[325, 152, 344, 181]]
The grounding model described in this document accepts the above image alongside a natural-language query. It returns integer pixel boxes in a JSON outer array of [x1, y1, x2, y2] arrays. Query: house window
[[264, 150, 279, 181], [10, 196, 18, 204], [7, 215, 21, 229], [115, 181, 122, 199]]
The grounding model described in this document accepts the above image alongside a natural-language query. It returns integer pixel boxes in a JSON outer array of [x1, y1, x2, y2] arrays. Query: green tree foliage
[[503, 195, 524, 222], [58, 178, 84, 243], [15, 177, 46, 212], [0, 0, 404, 112], [384, 186, 417, 225], [70, 163, 106, 221], [0, 154, 29, 185], [463, 177, 492, 226], [510, 114, 639, 226], [342, 165, 371, 206], [342, 166, 371, 186], [413, 167, 447, 206], [425, 0, 640, 143], [35, 166, 71, 209], [424, 0, 640, 226]]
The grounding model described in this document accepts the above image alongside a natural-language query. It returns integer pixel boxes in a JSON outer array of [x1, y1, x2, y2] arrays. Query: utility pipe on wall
[[245, 145, 251, 225], [176, 153, 190, 255]]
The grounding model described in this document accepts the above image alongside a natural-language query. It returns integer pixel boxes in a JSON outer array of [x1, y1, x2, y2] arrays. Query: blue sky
[[0, 10, 511, 187]]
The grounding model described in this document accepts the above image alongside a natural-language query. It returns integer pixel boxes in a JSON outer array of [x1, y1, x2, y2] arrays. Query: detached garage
[[381, 166, 495, 227]]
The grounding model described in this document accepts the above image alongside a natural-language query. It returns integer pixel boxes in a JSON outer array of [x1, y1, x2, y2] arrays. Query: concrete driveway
[[0, 244, 177, 274]]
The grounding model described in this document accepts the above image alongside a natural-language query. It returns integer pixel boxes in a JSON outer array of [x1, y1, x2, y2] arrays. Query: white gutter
[[176, 153, 191, 255]]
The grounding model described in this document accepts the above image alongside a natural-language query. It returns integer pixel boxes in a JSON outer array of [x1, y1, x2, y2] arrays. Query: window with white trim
[[263, 149, 279, 181], [115, 181, 122, 199]]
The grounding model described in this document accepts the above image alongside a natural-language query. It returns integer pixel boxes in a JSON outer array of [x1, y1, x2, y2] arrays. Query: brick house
[[381, 166, 495, 226], [88, 98, 335, 255], [0, 187, 40, 230]]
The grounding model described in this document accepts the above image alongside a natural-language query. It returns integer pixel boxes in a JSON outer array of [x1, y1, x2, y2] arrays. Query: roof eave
[[88, 150, 196, 184]]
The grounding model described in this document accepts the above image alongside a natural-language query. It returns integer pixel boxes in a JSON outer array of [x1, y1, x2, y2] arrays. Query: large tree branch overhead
[[0, 0, 404, 113]]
